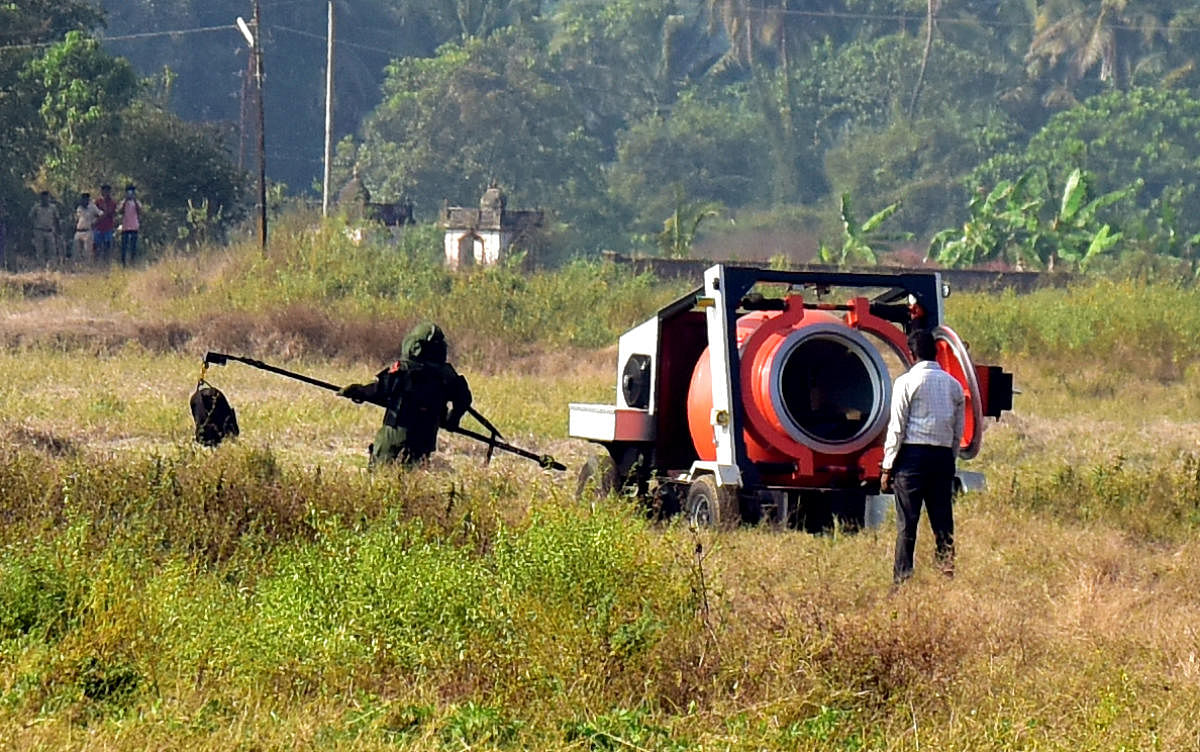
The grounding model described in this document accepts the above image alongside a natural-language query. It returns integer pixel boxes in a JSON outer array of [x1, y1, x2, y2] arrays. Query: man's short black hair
[[908, 329, 938, 362], [101, 184, 111, 190]]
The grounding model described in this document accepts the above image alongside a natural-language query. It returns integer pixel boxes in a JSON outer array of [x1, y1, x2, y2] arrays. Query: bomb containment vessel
[[569, 264, 1013, 531]]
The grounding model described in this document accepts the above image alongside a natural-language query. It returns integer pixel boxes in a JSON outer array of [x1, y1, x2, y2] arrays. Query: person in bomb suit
[[338, 322, 472, 466]]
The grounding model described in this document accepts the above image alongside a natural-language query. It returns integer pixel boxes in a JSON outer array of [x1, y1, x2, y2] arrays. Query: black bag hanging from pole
[[191, 380, 240, 447]]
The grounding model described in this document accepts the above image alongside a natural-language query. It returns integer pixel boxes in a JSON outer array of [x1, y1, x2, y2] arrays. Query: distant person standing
[[117, 184, 141, 266], [73, 192, 101, 263], [93, 184, 117, 262], [29, 190, 61, 265], [880, 329, 965, 585]]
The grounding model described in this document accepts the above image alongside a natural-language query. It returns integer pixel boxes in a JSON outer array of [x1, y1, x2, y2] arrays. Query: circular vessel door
[[933, 325, 984, 460]]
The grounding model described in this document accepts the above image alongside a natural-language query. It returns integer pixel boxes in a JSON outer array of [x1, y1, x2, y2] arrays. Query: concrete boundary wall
[[599, 252, 1074, 294]]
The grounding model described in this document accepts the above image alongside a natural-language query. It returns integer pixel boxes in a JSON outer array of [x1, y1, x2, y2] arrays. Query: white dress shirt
[[881, 360, 965, 470]]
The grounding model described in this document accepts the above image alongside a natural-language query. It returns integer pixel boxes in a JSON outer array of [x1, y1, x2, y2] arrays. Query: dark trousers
[[368, 423, 434, 467], [120, 230, 138, 265], [893, 444, 956, 583]]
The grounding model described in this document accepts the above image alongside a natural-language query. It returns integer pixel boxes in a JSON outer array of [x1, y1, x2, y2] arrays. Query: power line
[[0, 24, 236, 52], [102, 24, 237, 43], [267, 24, 403, 58]]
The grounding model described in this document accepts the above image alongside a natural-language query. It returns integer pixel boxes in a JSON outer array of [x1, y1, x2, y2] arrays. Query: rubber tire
[[576, 452, 618, 500], [686, 476, 740, 530]]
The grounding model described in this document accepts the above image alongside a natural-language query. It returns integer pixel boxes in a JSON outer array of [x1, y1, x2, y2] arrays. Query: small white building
[[441, 186, 545, 269]]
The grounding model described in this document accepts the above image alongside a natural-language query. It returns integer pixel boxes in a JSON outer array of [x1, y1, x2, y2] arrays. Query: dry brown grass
[[7, 256, 1200, 749], [0, 290, 617, 382], [0, 272, 59, 299], [680, 504, 1200, 747]]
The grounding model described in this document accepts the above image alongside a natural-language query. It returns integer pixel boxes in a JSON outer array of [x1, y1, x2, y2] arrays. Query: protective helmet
[[403, 322, 447, 363]]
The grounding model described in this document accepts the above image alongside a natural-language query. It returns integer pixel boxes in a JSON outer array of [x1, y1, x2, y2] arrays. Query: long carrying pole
[[322, 1, 334, 217], [202, 352, 565, 470], [254, 0, 268, 254]]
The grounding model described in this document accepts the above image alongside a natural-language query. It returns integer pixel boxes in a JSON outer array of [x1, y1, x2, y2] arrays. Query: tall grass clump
[[68, 212, 686, 362], [241, 505, 696, 704], [949, 279, 1200, 371], [0, 444, 701, 742], [987, 452, 1200, 541]]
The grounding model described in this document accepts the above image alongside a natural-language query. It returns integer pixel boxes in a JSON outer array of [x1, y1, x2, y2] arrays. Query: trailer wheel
[[576, 452, 618, 500], [686, 476, 740, 530]]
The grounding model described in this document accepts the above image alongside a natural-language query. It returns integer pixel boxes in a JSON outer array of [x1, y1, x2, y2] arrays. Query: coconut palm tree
[[1025, 0, 1186, 97]]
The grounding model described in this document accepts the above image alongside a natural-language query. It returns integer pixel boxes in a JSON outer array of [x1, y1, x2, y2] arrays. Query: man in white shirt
[[881, 329, 965, 584], [73, 192, 102, 262]]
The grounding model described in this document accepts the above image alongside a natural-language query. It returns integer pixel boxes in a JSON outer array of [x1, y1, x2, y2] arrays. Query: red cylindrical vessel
[[687, 301, 895, 483]]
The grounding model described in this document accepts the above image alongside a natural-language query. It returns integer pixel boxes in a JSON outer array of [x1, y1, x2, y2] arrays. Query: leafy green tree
[[354, 28, 609, 247], [98, 0, 495, 194], [102, 102, 247, 248], [704, 0, 898, 71], [426, 0, 543, 40], [26, 31, 138, 187], [824, 108, 1024, 241], [607, 88, 772, 233], [785, 34, 1019, 219], [0, 1, 104, 198], [973, 87, 1200, 255], [550, 0, 716, 153]]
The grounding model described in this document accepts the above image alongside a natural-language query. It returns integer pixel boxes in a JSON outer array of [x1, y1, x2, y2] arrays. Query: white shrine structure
[[440, 185, 545, 269]]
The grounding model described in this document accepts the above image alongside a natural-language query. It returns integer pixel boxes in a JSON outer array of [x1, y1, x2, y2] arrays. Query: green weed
[[564, 707, 688, 751], [994, 453, 1200, 541]]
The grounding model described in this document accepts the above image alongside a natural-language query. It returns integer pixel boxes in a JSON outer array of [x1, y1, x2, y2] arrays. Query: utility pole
[[322, 1, 335, 217], [238, 51, 252, 171], [254, 0, 267, 254], [239, 4, 267, 254]]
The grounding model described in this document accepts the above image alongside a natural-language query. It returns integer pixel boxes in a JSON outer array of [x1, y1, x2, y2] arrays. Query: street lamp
[[237, 5, 267, 254]]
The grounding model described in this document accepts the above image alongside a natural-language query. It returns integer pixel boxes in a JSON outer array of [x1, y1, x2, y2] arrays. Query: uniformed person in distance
[[338, 323, 472, 466]]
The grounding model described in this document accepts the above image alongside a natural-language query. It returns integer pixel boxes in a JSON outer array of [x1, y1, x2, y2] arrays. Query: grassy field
[[3, 218, 1200, 749]]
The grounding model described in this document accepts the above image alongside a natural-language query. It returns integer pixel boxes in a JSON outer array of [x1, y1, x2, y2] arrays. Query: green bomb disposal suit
[[339, 323, 472, 466]]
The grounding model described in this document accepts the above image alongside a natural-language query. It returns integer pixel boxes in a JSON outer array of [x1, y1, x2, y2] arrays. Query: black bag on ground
[[191, 381, 239, 447]]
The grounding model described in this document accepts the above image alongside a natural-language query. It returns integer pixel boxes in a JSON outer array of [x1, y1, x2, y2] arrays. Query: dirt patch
[[0, 309, 138, 351], [3, 426, 78, 457], [0, 299, 613, 372], [0, 273, 59, 299], [192, 307, 408, 363]]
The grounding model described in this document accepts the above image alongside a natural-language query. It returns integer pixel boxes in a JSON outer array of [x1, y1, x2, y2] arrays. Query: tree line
[[6, 1, 1200, 271], [0, 2, 248, 266]]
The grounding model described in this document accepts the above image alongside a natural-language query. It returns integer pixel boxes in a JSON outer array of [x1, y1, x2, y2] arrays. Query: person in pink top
[[117, 184, 142, 266]]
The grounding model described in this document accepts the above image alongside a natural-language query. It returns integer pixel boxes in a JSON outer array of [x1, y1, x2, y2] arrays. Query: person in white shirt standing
[[73, 192, 102, 263], [880, 329, 965, 584]]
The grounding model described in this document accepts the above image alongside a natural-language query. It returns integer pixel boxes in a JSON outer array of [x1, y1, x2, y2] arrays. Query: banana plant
[[818, 193, 913, 266], [655, 186, 721, 258], [1052, 169, 1139, 271], [928, 170, 1045, 268], [928, 167, 1139, 271]]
